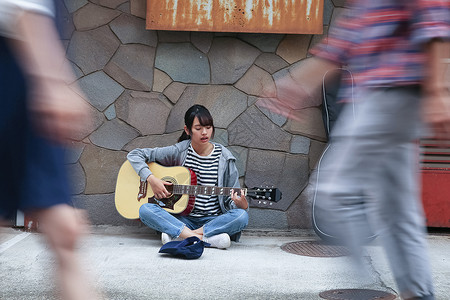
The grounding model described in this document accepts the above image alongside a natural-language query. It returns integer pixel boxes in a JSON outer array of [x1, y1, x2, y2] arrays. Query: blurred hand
[[258, 74, 308, 121], [423, 88, 450, 140], [258, 57, 339, 121], [147, 175, 172, 199], [29, 79, 92, 144]]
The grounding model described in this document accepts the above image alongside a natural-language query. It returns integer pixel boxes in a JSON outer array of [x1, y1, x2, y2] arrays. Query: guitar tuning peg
[[268, 197, 272, 200], [269, 189, 272, 192]]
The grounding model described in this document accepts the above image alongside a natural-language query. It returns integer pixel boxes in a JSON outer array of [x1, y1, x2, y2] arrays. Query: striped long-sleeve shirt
[[183, 144, 222, 217], [311, 0, 450, 97]]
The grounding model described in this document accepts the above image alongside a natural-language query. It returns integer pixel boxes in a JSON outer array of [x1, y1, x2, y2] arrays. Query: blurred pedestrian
[[0, 1, 100, 299], [260, 1, 449, 299]]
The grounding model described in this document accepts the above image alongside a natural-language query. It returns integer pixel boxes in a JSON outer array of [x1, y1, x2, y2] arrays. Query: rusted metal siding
[[146, 0, 323, 34], [421, 139, 450, 228]]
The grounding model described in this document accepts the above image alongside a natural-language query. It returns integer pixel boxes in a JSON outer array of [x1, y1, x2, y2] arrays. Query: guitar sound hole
[[160, 176, 176, 196]]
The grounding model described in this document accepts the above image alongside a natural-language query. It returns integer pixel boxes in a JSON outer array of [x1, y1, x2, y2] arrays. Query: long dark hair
[[178, 105, 215, 142]]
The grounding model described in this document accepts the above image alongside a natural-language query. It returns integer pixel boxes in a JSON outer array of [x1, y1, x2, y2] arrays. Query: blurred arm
[[8, 10, 91, 143], [422, 39, 450, 138]]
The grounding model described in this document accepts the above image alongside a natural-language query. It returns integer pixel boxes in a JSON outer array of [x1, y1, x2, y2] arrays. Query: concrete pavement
[[1, 226, 449, 300]]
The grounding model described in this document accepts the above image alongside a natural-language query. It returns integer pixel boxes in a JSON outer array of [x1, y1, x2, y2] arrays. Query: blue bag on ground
[[158, 236, 210, 259]]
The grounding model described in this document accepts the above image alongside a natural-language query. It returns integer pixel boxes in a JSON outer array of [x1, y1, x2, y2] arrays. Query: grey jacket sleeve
[[127, 144, 182, 181], [223, 158, 249, 211]]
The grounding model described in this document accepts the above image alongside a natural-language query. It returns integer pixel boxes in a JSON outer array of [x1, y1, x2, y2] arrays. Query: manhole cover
[[281, 240, 349, 257], [319, 289, 396, 300]]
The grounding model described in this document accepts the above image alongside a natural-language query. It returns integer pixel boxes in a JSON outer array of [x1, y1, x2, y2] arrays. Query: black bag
[[312, 68, 376, 244]]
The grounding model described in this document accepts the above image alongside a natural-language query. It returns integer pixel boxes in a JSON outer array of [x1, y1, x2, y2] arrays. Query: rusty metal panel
[[146, 0, 323, 34]]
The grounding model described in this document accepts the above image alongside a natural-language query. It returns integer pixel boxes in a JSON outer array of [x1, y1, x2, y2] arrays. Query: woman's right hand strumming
[[147, 175, 173, 199]]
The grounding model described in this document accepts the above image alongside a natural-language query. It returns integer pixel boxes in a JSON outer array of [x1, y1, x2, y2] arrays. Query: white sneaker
[[161, 233, 182, 245], [203, 233, 231, 249]]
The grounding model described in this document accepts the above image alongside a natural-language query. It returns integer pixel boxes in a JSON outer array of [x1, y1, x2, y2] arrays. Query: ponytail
[[178, 131, 190, 142]]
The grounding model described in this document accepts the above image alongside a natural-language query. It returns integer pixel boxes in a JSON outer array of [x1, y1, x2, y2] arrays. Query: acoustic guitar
[[115, 161, 282, 219]]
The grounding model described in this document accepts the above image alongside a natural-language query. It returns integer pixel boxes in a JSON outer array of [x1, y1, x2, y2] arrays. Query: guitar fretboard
[[172, 185, 247, 196]]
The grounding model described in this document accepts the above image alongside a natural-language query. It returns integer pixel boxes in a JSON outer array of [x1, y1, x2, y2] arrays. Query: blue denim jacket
[[127, 140, 247, 214]]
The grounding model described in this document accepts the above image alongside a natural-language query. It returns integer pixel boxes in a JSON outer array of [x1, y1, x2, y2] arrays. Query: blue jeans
[[315, 87, 434, 299], [139, 203, 248, 239]]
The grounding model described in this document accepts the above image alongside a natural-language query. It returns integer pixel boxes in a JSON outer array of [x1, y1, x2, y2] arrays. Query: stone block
[[79, 144, 127, 194], [73, 3, 120, 31], [116, 91, 171, 135], [155, 43, 210, 84], [63, 0, 88, 13], [123, 132, 183, 152], [248, 96, 258, 106], [255, 99, 287, 127], [72, 193, 136, 225], [228, 105, 291, 151], [153, 69, 172, 93], [209, 37, 260, 84], [89, 119, 140, 150], [228, 146, 248, 177], [65, 141, 86, 164], [166, 85, 247, 132], [191, 32, 214, 53], [68, 97, 104, 141], [130, 0, 146, 19], [90, 0, 127, 9], [247, 208, 288, 230], [309, 140, 327, 170], [290, 135, 311, 155], [117, 1, 130, 13], [163, 82, 186, 104], [158, 31, 190, 43], [286, 185, 315, 229], [211, 128, 228, 147], [105, 44, 155, 91], [64, 60, 84, 84], [67, 26, 120, 74], [235, 65, 275, 97], [67, 162, 86, 195], [254, 53, 289, 74], [75, 71, 124, 111], [245, 149, 309, 211], [110, 14, 157, 46], [104, 104, 116, 120], [276, 34, 312, 64], [55, 0, 75, 39], [284, 107, 327, 141], [323, 0, 334, 25], [332, 0, 348, 7], [237, 33, 284, 52]]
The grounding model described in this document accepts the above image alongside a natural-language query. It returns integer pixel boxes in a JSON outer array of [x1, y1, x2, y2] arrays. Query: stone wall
[[62, 0, 346, 229]]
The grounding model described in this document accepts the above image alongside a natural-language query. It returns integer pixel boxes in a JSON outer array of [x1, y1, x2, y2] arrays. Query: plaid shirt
[[311, 0, 450, 96]]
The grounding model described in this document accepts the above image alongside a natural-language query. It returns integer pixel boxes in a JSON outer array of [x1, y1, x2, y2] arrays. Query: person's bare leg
[[192, 227, 204, 235], [35, 204, 100, 300], [178, 226, 203, 239]]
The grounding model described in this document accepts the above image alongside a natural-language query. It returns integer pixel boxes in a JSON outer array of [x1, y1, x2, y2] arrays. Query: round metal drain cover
[[281, 240, 349, 257], [319, 289, 396, 300]]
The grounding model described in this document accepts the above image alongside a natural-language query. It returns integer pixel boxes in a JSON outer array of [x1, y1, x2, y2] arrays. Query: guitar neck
[[172, 185, 247, 196]]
